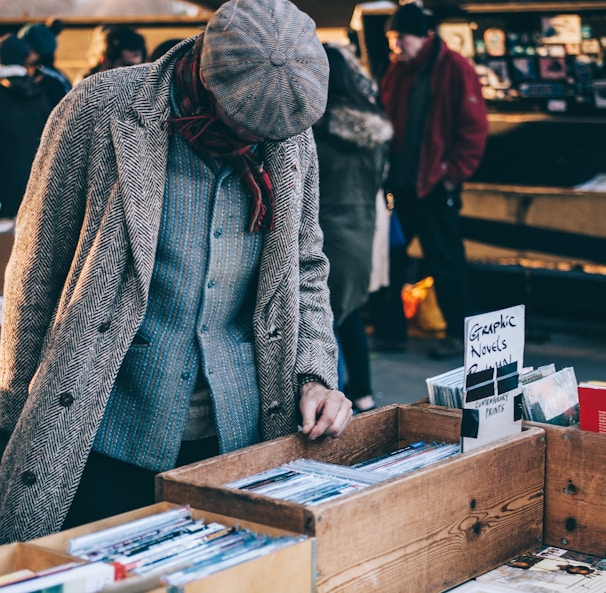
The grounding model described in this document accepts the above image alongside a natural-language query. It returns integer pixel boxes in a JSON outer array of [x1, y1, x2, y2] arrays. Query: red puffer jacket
[[380, 35, 489, 198]]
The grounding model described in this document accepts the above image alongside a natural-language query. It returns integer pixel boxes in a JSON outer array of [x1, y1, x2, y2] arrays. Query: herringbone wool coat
[[0, 37, 338, 543]]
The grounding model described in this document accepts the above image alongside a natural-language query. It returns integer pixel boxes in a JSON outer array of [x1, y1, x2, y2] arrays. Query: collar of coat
[[322, 104, 393, 150]]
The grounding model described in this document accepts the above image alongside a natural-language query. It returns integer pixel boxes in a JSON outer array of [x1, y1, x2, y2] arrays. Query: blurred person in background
[[380, 3, 488, 360], [18, 21, 72, 95], [17, 23, 70, 108], [0, 34, 52, 219], [150, 38, 185, 62], [80, 24, 147, 79], [313, 43, 392, 413]]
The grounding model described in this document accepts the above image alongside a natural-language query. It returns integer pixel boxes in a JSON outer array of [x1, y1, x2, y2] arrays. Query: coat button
[[268, 400, 280, 415], [58, 392, 74, 407], [98, 321, 111, 332], [21, 471, 37, 486]]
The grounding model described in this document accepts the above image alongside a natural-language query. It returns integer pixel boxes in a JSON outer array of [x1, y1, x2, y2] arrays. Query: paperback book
[[521, 366, 579, 426], [577, 381, 606, 433]]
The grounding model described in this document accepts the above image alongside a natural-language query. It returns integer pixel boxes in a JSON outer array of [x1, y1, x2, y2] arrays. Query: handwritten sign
[[464, 304, 525, 377], [461, 305, 525, 452]]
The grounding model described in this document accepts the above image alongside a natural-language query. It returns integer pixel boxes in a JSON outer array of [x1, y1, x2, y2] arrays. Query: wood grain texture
[[527, 422, 606, 556], [159, 406, 546, 593], [0, 542, 79, 573]]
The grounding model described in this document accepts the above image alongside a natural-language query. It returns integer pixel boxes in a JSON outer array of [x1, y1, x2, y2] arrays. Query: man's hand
[[299, 382, 352, 440]]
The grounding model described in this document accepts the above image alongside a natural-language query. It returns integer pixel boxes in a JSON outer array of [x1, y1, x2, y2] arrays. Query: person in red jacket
[[380, 2, 489, 360]]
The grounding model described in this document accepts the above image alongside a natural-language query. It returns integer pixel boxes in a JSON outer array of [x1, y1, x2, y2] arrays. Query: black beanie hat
[[385, 3, 429, 37]]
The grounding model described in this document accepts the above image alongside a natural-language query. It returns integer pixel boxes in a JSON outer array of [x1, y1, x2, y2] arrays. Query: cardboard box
[[525, 421, 606, 556], [34, 502, 315, 593], [157, 405, 546, 593]]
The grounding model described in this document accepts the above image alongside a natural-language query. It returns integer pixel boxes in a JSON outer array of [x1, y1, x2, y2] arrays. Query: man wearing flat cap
[[380, 2, 489, 360], [0, 0, 352, 543]]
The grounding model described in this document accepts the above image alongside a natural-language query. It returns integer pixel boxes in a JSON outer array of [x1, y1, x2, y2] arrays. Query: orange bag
[[401, 276, 447, 336]]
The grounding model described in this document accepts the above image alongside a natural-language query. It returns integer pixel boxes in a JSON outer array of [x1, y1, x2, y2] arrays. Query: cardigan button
[[21, 471, 37, 486], [58, 392, 74, 407]]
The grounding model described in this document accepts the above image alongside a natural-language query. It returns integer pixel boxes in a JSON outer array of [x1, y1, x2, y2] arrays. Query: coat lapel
[[256, 138, 302, 311], [109, 68, 172, 292]]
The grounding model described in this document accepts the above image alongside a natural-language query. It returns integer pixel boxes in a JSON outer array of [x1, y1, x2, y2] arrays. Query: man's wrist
[[298, 375, 325, 394]]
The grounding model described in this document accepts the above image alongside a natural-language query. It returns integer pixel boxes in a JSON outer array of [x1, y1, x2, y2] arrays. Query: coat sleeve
[[0, 80, 99, 434], [445, 55, 489, 185], [293, 131, 339, 390]]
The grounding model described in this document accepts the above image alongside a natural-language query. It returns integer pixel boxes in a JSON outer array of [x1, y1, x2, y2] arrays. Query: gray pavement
[[369, 327, 606, 408]]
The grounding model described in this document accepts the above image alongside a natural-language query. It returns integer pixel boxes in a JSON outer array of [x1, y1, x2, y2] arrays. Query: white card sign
[[461, 305, 525, 452]]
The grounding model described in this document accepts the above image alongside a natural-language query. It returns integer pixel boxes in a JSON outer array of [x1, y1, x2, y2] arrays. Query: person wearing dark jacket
[[314, 43, 392, 412], [18, 23, 70, 109], [380, 3, 489, 359], [0, 34, 52, 218]]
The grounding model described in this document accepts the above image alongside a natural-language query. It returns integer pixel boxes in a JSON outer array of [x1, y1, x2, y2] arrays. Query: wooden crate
[[33, 502, 315, 593], [157, 404, 546, 593], [412, 399, 606, 557], [525, 422, 606, 557]]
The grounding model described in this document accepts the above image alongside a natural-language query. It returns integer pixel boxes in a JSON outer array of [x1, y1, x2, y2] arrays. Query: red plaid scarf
[[168, 46, 274, 232]]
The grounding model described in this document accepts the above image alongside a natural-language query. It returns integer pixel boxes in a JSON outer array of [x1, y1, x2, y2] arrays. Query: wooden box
[[525, 422, 606, 556], [414, 400, 606, 556], [157, 404, 546, 593], [33, 502, 315, 593]]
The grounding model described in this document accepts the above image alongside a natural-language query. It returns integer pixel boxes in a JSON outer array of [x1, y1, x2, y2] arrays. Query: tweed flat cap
[[201, 0, 329, 140]]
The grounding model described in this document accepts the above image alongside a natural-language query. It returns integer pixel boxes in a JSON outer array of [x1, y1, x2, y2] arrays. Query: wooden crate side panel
[[313, 429, 545, 593], [158, 481, 311, 535], [533, 423, 606, 556], [397, 406, 462, 446], [310, 404, 400, 465], [183, 538, 314, 593], [158, 437, 309, 487], [0, 543, 80, 573], [157, 406, 401, 492]]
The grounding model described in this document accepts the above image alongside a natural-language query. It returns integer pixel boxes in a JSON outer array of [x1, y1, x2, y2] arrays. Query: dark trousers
[[392, 182, 473, 339], [336, 307, 373, 399], [366, 243, 409, 345], [62, 437, 220, 529]]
